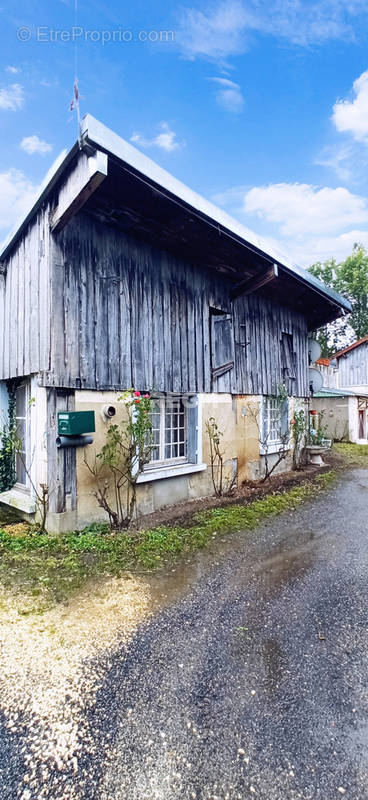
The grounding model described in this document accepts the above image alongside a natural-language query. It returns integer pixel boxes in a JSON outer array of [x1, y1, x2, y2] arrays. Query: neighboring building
[[317, 337, 368, 394], [0, 115, 351, 531], [310, 387, 368, 444], [313, 338, 368, 443]]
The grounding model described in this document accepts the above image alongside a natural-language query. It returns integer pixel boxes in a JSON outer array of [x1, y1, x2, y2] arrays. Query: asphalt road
[[3, 468, 368, 799]]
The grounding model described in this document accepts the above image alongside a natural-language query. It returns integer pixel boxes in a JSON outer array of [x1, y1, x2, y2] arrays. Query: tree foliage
[[309, 244, 368, 356]]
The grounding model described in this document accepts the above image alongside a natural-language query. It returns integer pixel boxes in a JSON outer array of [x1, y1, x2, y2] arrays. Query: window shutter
[[262, 396, 268, 442], [187, 398, 198, 464], [210, 312, 235, 378], [281, 333, 296, 379], [280, 398, 289, 438]]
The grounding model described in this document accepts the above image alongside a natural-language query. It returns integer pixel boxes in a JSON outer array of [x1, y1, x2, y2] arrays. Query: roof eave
[[0, 142, 80, 263], [81, 115, 352, 319], [0, 112, 353, 322]]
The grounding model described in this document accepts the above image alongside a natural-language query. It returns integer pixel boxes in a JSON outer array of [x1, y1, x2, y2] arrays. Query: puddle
[[146, 525, 326, 614]]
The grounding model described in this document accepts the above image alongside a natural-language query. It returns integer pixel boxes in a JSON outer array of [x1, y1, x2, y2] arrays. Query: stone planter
[[305, 444, 328, 466]]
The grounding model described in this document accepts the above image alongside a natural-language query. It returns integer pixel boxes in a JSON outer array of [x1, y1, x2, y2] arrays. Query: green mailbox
[[57, 411, 95, 436]]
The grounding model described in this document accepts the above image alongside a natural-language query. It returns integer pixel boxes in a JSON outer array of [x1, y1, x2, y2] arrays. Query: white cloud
[[177, 0, 367, 62], [332, 71, 368, 143], [244, 183, 368, 236], [254, 0, 367, 47], [214, 181, 368, 266], [0, 169, 38, 232], [130, 122, 182, 152], [177, 1, 249, 62], [314, 144, 355, 182], [209, 77, 244, 112], [5, 66, 20, 75], [0, 84, 24, 111], [20, 135, 52, 155]]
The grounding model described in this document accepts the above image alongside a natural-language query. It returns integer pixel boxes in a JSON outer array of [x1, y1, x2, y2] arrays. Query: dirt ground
[[136, 450, 341, 531]]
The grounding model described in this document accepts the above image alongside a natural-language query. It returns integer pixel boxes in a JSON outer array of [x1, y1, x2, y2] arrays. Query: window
[[146, 396, 199, 469], [210, 309, 235, 379], [263, 396, 282, 443], [150, 397, 187, 465], [15, 382, 30, 489], [261, 395, 289, 452], [281, 332, 296, 380]]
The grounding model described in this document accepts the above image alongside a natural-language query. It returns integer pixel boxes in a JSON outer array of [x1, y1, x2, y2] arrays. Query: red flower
[[135, 398, 141, 404], [134, 391, 141, 397]]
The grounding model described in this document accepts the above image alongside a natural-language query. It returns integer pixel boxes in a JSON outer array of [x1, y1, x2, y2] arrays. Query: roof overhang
[[0, 113, 352, 330], [0, 143, 79, 262]]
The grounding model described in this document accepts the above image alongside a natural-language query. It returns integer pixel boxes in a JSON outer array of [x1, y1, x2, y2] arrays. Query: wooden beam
[[211, 360, 234, 379], [51, 150, 108, 233], [230, 263, 278, 300]]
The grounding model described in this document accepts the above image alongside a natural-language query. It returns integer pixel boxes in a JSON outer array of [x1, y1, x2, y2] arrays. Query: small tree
[[205, 417, 237, 497], [84, 390, 153, 530], [247, 385, 290, 482]]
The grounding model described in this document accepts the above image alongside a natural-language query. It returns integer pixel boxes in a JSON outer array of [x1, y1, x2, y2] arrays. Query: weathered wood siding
[[46, 388, 77, 513], [45, 213, 309, 397], [233, 293, 308, 397], [0, 208, 51, 380], [336, 344, 368, 388]]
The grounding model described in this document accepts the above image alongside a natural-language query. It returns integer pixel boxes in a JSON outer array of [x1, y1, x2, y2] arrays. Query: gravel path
[[2, 468, 368, 799]]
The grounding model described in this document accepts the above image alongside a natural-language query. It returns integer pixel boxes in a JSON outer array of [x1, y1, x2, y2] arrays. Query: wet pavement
[[2, 468, 368, 799]]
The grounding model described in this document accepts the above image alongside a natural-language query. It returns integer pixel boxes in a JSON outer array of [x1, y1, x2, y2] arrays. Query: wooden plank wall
[[337, 344, 368, 388], [233, 293, 309, 397], [46, 389, 77, 514], [47, 212, 309, 397], [0, 208, 51, 380]]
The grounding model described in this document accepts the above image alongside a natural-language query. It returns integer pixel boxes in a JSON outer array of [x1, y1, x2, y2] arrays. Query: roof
[[333, 336, 368, 359], [317, 337, 368, 367], [314, 387, 368, 398], [0, 114, 352, 327]]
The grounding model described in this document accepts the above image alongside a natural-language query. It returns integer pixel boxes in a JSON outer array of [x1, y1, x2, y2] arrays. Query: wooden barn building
[[0, 115, 351, 531]]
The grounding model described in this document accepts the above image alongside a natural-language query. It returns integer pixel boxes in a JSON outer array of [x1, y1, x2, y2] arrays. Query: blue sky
[[2, 0, 368, 266]]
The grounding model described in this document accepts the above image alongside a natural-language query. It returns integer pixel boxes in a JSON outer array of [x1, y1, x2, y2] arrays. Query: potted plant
[[306, 409, 330, 466]]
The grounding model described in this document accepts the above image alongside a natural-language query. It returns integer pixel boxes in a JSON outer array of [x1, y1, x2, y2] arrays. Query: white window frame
[[138, 394, 207, 483], [14, 381, 31, 492], [264, 396, 281, 444], [260, 396, 290, 455], [148, 396, 187, 468]]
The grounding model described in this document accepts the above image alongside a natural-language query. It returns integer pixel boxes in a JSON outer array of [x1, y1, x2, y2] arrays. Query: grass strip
[[0, 470, 336, 609]]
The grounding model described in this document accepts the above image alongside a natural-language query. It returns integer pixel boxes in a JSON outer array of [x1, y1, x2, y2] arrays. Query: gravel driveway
[[2, 468, 368, 799]]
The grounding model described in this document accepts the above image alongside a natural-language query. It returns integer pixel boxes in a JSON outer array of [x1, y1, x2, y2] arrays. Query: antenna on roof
[[69, 0, 82, 148]]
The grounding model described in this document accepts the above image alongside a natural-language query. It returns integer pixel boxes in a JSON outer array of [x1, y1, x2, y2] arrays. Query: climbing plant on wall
[[0, 385, 16, 492]]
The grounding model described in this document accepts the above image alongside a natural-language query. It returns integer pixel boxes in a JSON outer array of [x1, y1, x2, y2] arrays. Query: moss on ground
[[0, 470, 336, 610]]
